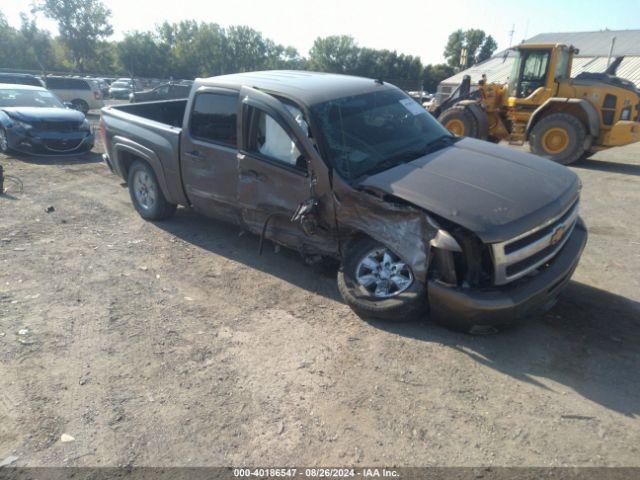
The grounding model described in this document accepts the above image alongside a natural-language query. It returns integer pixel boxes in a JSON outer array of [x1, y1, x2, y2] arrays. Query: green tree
[[0, 12, 18, 67], [156, 21, 227, 78], [444, 29, 498, 70], [477, 35, 497, 63], [37, 0, 113, 72], [19, 13, 54, 71], [0, 11, 58, 71], [443, 29, 465, 69], [308, 35, 358, 73], [117, 32, 166, 77], [422, 63, 455, 93]]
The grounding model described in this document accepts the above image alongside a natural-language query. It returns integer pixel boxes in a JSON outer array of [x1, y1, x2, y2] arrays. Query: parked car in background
[[0, 83, 94, 155], [89, 78, 110, 99], [44, 76, 104, 114], [0, 73, 45, 87], [108, 81, 132, 99], [129, 82, 192, 103], [100, 71, 587, 332], [109, 79, 143, 100]]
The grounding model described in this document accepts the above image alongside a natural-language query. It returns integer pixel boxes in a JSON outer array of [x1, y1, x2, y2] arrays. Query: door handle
[[185, 150, 203, 160], [241, 168, 266, 181]]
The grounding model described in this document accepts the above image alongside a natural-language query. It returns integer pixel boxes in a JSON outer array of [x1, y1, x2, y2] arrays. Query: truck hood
[[358, 137, 580, 243]]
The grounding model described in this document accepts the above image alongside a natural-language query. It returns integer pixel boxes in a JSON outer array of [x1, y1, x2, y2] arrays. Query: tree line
[[0, 0, 497, 92]]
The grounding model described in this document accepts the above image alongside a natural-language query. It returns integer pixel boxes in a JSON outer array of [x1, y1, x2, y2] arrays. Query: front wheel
[[337, 238, 426, 321], [438, 105, 480, 138], [529, 113, 588, 165], [127, 160, 177, 220], [0, 127, 10, 154]]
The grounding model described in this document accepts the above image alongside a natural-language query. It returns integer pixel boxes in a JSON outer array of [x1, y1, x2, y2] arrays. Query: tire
[[0, 126, 10, 154], [529, 113, 588, 165], [127, 160, 177, 220], [438, 105, 479, 138], [337, 237, 426, 321], [71, 99, 89, 114]]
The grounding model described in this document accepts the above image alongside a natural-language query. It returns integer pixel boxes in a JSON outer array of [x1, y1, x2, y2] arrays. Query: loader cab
[[507, 44, 574, 103]]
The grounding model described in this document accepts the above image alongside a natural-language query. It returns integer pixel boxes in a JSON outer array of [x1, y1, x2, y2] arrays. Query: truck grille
[[491, 199, 579, 285]]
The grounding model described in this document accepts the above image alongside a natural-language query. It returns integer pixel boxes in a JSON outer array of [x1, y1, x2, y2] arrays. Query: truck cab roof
[[196, 70, 393, 107]]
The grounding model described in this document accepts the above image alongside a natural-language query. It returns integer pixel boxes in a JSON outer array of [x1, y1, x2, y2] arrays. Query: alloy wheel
[[133, 170, 157, 210], [355, 248, 413, 298]]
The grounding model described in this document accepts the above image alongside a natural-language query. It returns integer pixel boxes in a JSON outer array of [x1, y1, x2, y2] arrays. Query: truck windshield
[[311, 89, 453, 180]]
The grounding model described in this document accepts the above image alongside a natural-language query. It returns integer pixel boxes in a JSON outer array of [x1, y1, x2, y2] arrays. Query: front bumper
[[7, 127, 94, 155], [428, 217, 587, 327]]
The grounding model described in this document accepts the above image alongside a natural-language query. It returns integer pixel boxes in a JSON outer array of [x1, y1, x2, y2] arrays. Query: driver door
[[236, 86, 336, 253]]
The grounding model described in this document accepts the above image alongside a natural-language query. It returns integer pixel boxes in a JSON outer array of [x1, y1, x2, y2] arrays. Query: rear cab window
[[189, 92, 238, 147]]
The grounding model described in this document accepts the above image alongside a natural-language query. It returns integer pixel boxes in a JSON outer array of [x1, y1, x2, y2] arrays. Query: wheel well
[[117, 150, 145, 180], [341, 231, 371, 255], [528, 102, 593, 138]]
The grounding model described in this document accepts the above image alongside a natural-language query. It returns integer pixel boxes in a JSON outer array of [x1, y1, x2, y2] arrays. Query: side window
[[190, 92, 238, 147], [45, 77, 64, 89], [554, 48, 570, 80], [249, 108, 305, 171], [522, 51, 550, 81], [75, 79, 91, 90]]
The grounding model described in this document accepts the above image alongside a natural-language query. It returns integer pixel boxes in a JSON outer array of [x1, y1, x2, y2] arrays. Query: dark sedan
[[129, 82, 192, 103], [0, 84, 94, 155]]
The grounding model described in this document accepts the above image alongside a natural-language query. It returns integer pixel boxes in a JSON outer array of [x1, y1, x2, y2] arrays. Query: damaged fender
[[332, 175, 437, 283]]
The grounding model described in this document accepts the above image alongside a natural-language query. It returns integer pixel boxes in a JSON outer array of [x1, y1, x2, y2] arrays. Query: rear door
[[180, 86, 240, 222], [236, 86, 336, 252]]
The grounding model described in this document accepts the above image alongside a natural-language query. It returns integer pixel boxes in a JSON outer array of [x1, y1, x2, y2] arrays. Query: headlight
[[427, 216, 462, 286], [12, 119, 32, 130], [430, 229, 462, 251], [427, 215, 462, 252]]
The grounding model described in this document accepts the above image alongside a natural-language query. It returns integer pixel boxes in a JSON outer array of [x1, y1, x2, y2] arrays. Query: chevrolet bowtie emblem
[[550, 226, 566, 246]]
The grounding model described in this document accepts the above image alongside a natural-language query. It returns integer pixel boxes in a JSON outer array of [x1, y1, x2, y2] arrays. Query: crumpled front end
[[333, 175, 588, 328]]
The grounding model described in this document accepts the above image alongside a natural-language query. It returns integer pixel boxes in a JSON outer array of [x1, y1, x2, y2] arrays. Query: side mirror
[[64, 101, 74, 109]]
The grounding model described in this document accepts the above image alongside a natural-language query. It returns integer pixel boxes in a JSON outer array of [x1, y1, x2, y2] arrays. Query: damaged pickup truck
[[100, 71, 587, 331]]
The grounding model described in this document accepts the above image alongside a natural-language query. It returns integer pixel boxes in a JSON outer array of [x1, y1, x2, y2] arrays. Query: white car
[[44, 76, 104, 114]]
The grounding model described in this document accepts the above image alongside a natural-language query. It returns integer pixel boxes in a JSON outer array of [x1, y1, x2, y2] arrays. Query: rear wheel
[[71, 99, 89, 114], [529, 113, 588, 165], [337, 237, 426, 321], [127, 160, 177, 220], [438, 105, 479, 138]]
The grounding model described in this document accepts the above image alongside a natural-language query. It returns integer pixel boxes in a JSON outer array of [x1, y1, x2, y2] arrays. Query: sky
[[3, 0, 640, 65]]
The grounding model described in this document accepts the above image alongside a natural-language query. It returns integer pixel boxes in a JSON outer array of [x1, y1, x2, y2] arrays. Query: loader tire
[[529, 113, 588, 165], [438, 105, 480, 138]]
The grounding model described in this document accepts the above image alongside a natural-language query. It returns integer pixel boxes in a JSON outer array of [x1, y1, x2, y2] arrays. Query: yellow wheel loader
[[433, 44, 640, 164]]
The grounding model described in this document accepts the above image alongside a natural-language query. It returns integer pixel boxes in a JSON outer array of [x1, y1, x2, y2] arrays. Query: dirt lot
[[1, 121, 639, 467]]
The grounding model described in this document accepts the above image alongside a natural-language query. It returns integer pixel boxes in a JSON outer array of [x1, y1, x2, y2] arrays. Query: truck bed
[[100, 99, 188, 206], [110, 99, 187, 128]]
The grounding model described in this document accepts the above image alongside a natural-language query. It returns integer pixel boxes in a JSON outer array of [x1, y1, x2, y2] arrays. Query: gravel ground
[[0, 128, 639, 467]]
